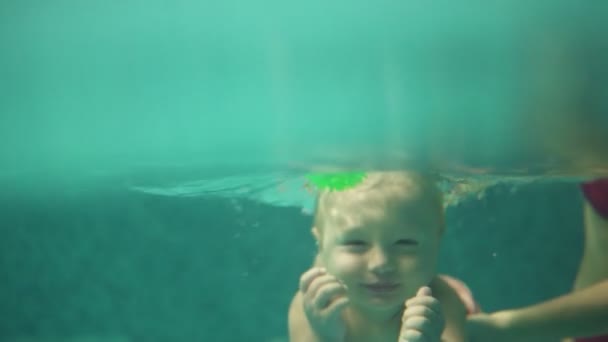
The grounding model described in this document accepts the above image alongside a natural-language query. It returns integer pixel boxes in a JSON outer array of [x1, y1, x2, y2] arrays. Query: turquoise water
[[2, 0, 608, 182], [1, 1, 607, 341], [0, 177, 585, 341]]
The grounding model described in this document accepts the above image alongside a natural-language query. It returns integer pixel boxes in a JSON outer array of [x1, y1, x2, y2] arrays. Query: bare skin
[[466, 195, 608, 341], [289, 271, 467, 342], [288, 172, 468, 342]]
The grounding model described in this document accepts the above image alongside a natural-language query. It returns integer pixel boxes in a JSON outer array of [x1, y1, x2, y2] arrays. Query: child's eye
[[344, 240, 366, 246], [396, 239, 418, 246]]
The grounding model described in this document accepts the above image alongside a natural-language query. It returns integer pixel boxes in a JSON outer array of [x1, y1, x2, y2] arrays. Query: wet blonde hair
[[312, 171, 444, 242]]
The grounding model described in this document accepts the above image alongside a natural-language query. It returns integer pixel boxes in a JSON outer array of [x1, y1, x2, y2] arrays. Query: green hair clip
[[305, 172, 367, 191]]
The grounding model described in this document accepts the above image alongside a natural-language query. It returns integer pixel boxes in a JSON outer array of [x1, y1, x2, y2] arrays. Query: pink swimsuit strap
[[581, 178, 608, 219]]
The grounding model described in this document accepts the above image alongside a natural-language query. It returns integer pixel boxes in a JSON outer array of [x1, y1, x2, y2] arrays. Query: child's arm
[[288, 291, 329, 342], [288, 267, 349, 342]]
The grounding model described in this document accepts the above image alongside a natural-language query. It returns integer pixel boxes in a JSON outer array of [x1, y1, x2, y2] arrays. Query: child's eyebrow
[[334, 225, 365, 234]]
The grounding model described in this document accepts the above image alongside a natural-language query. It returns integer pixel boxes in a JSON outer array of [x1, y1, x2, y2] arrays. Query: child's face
[[317, 189, 442, 313]]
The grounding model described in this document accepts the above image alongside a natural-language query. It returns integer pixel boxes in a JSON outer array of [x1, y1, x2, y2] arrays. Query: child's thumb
[[417, 286, 432, 297]]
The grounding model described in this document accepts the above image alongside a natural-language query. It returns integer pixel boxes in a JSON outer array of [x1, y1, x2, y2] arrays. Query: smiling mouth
[[362, 283, 401, 293]]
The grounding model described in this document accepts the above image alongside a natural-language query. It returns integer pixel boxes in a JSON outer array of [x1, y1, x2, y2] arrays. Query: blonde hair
[[312, 171, 444, 238]]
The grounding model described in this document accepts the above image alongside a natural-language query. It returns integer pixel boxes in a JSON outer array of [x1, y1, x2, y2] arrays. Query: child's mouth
[[362, 282, 400, 294]]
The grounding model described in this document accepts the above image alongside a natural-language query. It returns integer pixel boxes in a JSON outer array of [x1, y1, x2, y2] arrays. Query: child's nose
[[368, 247, 395, 274]]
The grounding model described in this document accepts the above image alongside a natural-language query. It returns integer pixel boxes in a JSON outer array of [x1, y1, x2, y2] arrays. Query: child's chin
[[360, 295, 404, 309]]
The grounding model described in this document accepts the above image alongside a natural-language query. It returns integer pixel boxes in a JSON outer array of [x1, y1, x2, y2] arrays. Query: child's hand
[[399, 286, 445, 342], [299, 267, 349, 341]]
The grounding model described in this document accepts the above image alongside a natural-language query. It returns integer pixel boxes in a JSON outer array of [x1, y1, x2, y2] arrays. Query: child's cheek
[[326, 252, 364, 283], [399, 253, 438, 291]]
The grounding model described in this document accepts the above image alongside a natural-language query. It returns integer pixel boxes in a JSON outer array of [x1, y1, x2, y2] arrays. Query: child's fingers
[[405, 296, 442, 315], [399, 328, 426, 342], [314, 282, 347, 309], [307, 274, 340, 299], [402, 291, 444, 341], [402, 305, 441, 325], [402, 316, 434, 335], [299, 267, 326, 293], [323, 295, 349, 320], [417, 286, 432, 297], [401, 314, 442, 342]]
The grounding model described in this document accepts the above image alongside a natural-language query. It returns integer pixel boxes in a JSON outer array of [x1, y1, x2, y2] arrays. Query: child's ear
[[311, 226, 322, 249]]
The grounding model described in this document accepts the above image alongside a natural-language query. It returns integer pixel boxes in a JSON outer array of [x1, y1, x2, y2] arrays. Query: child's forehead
[[330, 218, 420, 235], [318, 171, 438, 206], [322, 186, 437, 216], [314, 171, 443, 233], [322, 196, 439, 234]]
